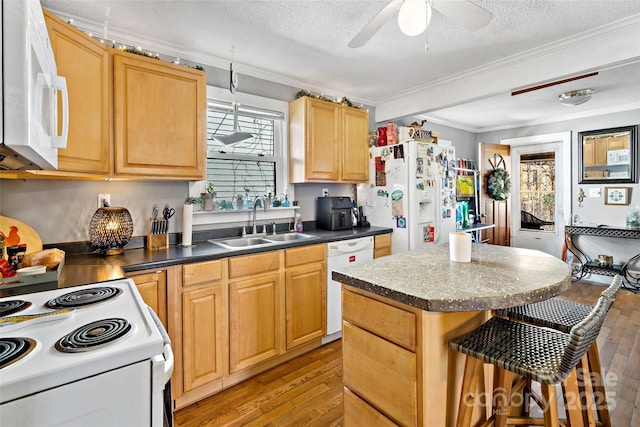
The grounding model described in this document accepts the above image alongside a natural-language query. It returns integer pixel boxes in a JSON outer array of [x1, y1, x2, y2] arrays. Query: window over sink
[[191, 86, 290, 207]]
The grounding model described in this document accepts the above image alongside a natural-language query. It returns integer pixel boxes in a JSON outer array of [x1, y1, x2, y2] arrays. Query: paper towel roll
[[182, 204, 193, 246], [449, 232, 471, 262]]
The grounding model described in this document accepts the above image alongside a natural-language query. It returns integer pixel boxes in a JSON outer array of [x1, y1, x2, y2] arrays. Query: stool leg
[[562, 367, 585, 427], [577, 354, 596, 427], [457, 356, 482, 427], [494, 368, 513, 427], [586, 342, 611, 427], [541, 384, 560, 427]]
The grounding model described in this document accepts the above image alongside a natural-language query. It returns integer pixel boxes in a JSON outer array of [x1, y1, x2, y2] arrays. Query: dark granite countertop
[[1, 226, 391, 297], [332, 244, 571, 312]]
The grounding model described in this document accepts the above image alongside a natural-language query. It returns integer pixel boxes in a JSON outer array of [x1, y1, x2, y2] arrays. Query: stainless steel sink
[[265, 233, 316, 242], [208, 236, 273, 249], [207, 232, 317, 250]]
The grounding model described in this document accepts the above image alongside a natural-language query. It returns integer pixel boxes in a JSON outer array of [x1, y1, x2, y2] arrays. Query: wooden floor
[[174, 280, 640, 427]]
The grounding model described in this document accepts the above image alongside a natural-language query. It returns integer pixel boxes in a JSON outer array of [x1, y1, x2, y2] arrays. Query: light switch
[[589, 188, 601, 197]]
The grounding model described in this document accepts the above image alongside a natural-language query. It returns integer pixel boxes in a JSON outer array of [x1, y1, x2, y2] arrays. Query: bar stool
[[495, 275, 622, 426], [449, 287, 617, 427]]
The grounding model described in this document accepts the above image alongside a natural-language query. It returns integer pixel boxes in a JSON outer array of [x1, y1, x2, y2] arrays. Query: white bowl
[[16, 266, 47, 276]]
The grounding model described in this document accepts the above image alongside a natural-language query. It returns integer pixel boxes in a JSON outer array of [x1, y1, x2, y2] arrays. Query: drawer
[[343, 387, 397, 427], [228, 251, 280, 279], [342, 288, 416, 351], [183, 259, 224, 287], [342, 321, 417, 427], [285, 243, 325, 267]]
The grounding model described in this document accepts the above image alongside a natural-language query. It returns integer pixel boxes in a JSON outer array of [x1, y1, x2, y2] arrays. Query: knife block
[[146, 219, 168, 250]]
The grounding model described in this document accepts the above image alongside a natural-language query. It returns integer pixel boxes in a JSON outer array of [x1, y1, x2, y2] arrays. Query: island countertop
[[332, 244, 571, 312]]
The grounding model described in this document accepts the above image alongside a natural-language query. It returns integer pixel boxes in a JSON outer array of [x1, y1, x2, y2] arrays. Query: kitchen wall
[[476, 108, 640, 281]]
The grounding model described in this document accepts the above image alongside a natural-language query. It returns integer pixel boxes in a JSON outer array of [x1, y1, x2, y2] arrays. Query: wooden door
[[479, 143, 511, 246], [229, 273, 283, 373], [45, 11, 111, 175], [374, 234, 392, 258], [129, 270, 167, 327], [113, 52, 206, 178], [341, 106, 369, 182], [285, 262, 326, 349], [182, 285, 225, 392]]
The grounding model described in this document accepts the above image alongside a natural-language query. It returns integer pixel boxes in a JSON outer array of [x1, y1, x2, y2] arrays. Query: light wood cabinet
[[113, 52, 206, 179], [44, 10, 112, 175], [228, 252, 284, 373], [584, 136, 629, 167], [181, 260, 227, 395], [128, 269, 168, 328], [40, 12, 206, 180], [374, 233, 392, 258], [289, 96, 369, 183], [342, 290, 417, 426], [284, 244, 326, 350]]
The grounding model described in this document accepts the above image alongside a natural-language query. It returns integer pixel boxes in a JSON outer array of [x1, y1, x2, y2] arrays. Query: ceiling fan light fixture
[[398, 0, 429, 36], [558, 89, 594, 106]]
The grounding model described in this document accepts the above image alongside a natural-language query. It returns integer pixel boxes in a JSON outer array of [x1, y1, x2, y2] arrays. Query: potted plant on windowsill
[[201, 182, 218, 211]]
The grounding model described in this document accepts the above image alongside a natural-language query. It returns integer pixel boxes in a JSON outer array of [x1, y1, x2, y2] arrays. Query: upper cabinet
[[289, 97, 369, 183], [45, 10, 112, 175], [113, 52, 206, 178], [41, 11, 206, 180]]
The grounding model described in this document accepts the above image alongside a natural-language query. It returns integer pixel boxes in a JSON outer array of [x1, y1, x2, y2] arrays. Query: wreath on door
[[487, 154, 510, 200], [487, 168, 510, 200]]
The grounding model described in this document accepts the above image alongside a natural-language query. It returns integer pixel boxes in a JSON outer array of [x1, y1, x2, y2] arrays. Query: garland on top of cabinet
[[295, 90, 362, 109]]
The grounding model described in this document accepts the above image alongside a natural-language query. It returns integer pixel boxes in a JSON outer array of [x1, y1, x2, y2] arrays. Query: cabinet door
[[305, 98, 341, 181], [374, 234, 392, 258], [182, 285, 225, 392], [583, 140, 595, 167], [595, 139, 608, 166], [129, 271, 167, 328], [285, 262, 326, 349], [113, 52, 206, 178], [44, 11, 111, 175], [229, 273, 283, 373], [341, 106, 369, 182]]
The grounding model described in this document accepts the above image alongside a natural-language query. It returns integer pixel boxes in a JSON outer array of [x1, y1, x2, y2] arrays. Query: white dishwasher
[[323, 235, 374, 343]]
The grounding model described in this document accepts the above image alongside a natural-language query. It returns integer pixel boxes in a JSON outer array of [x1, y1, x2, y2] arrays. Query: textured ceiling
[[41, 0, 640, 131]]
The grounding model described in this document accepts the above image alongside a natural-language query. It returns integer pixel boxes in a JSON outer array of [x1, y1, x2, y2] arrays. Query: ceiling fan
[[348, 0, 493, 48]]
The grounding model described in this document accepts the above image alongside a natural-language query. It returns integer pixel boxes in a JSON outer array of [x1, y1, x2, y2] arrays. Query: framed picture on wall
[[604, 187, 629, 205]]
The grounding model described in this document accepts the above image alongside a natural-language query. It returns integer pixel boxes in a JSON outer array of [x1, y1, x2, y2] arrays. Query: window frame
[[188, 86, 294, 226]]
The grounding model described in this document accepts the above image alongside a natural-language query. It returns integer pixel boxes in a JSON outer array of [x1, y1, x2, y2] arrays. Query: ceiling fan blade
[[348, 0, 403, 48], [431, 0, 493, 31]]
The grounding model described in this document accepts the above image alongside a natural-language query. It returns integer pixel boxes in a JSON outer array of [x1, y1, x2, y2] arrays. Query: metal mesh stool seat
[[494, 275, 622, 426], [449, 283, 618, 427]]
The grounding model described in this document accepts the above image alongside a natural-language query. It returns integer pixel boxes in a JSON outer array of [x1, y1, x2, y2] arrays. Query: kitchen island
[[332, 244, 571, 427]]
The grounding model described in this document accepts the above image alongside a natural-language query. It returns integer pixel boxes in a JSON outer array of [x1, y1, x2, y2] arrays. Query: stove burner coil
[[56, 318, 132, 353], [46, 287, 122, 309], [0, 338, 36, 369], [0, 300, 32, 317]]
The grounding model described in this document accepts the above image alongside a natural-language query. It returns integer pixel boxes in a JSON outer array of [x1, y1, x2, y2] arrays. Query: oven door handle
[[161, 343, 174, 383]]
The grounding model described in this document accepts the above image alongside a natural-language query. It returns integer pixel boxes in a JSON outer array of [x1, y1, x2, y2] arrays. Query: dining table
[[332, 244, 571, 427]]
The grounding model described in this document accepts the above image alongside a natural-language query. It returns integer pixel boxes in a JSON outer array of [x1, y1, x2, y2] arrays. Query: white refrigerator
[[357, 141, 457, 253]]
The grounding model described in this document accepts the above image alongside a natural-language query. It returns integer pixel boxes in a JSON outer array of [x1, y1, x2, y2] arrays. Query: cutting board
[[0, 215, 43, 254]]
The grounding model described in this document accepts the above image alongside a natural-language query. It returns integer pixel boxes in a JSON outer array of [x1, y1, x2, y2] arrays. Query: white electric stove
[[0, 279, 173, 427]]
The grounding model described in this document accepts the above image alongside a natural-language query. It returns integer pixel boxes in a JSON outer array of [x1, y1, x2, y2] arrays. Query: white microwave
[[1, 0, 68, 170], [607, 149, 630, 166]]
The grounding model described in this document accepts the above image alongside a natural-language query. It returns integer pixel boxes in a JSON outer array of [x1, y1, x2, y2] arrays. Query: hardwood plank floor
[[174, 280, 640, 426]]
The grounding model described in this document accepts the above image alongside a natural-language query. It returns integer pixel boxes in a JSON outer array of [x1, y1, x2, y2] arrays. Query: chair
[[521, 211, 555, 230], [495, 275, 623, 426], [449, 278, 620, 427]]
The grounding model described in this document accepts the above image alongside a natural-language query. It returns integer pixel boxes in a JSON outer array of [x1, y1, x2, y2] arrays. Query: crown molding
[[43, 9, 377, 107]]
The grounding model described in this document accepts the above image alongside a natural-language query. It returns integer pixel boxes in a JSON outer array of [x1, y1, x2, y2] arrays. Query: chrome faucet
[[252, 196, 267, 234]]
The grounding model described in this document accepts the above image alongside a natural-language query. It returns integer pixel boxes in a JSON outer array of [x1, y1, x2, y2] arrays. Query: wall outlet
[[322, 188, 329, 197], [98, 193, 111, 208]]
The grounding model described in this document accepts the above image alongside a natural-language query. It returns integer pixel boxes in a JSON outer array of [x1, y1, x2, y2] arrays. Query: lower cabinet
[[374, 233, 392, 258], [128, 269, 168, 329], [228, 251, 283, 374], [175, 260, 228, 406], [284, 244, 326, 350]]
